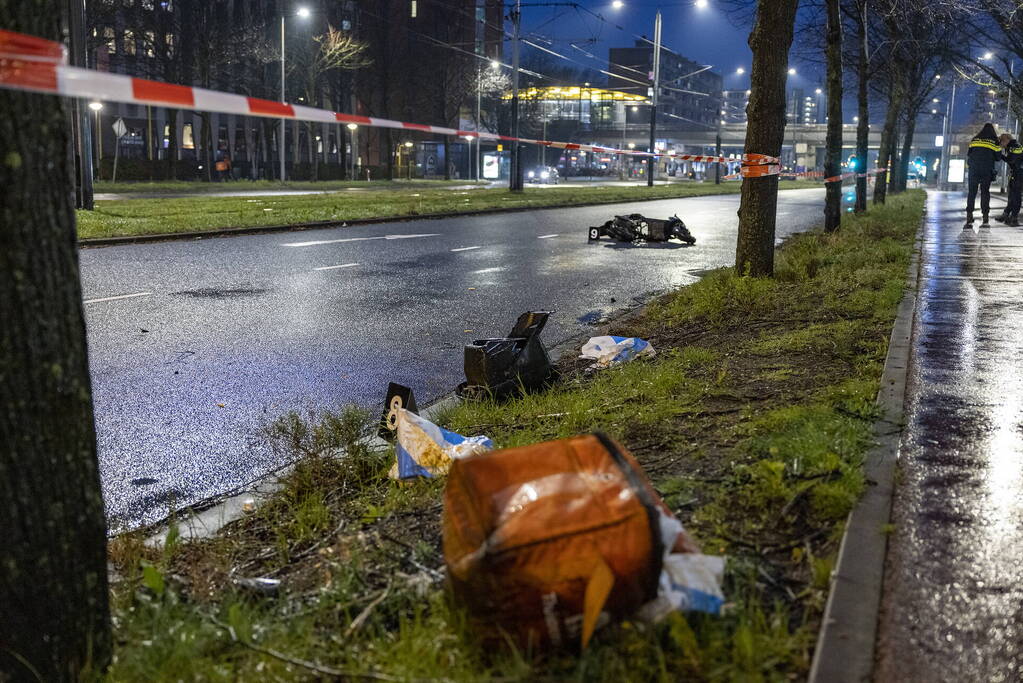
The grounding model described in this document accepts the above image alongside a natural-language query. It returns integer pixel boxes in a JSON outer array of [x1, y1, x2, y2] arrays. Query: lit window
[[103, 27, 115, 54], [182, 123, 195, 150], [123, 30, 136, 56]]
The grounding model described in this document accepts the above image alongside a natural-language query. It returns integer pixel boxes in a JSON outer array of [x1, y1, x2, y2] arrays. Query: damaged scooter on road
[[588, 214, 697, 245]]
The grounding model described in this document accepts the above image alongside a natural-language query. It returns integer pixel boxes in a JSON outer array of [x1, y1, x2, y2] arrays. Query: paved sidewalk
[[876, 191, 1023, 682]]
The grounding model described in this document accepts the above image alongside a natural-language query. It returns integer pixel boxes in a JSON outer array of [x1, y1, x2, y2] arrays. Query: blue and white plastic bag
[[580, 336, 656, 369], [637, 511, 726, 621], [388, 408, 493, 480]]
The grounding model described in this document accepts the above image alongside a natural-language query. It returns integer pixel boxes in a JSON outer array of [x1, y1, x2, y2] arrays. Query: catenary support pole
[[647, 9, 661, 188], [67, 0, 93, 209], [509, 0, 523, 191], [280, 14, 286, 183]]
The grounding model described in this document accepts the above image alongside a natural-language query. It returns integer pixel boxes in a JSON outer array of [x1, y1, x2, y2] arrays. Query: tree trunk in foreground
[[735, 0, 800, 277], [0, 4, 112, 680], [854, 0, 869, 213], [824, 0, 843, 232]]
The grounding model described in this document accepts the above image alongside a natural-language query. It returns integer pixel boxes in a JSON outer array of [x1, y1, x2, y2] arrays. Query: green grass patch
[[78, 180, 811, 240], [106, 190, 925, 681], [93, 178, 484, 195]]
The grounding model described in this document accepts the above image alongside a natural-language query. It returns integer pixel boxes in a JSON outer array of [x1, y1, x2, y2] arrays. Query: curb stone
[[142, 290, 663, 547], [807, 203, 926, 682]]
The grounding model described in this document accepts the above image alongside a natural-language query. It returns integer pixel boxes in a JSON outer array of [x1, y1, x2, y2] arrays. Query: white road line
[[451, 246, 482, 252], [314, 263, 360, 271], [537, 233, 560, 239], [283, 233, 440, 247], [83, 292, 152, 305]]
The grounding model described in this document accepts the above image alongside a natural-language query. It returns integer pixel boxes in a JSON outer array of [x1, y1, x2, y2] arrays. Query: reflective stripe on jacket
[[1003, 140, 1023, 177], [968, 138, 1000, 180]]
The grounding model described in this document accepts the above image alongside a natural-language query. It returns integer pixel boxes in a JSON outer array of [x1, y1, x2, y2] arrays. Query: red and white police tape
[[0, 29, 793, 177]]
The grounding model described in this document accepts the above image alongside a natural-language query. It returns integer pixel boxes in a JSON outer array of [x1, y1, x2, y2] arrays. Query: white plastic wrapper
[[388, 408, 493, 480], [579, 336, 656, 369], [636, 511, 726, 622]]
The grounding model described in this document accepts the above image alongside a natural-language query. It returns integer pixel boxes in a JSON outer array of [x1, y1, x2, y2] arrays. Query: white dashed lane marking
[[451, 246, 482, 252], [537, 234, 560, 239], [283, 233, 440, 247], [313, 263, 360, 271], [84, 292, 152, 305]]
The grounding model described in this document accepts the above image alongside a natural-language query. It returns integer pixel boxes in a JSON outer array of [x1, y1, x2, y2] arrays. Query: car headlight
[[541, 171, 550, 179], [528, 171, 535, 178]]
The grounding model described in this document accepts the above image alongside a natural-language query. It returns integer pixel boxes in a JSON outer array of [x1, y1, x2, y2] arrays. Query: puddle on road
[[577, 310, 611, 325]]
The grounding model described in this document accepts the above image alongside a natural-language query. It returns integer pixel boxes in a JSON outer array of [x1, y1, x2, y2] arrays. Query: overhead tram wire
[[416, 0, 655, 92]]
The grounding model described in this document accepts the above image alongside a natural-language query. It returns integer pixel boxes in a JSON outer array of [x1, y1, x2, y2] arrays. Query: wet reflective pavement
[[877, 191, 1023, 681]]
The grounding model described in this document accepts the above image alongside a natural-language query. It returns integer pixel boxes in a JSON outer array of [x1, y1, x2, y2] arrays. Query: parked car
[[526, 166, 559, 184]]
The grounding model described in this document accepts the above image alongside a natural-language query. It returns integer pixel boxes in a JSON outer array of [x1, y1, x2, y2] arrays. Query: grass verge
[[78, 180, 811, 240], [106, 190, 925, 681], [93, 178, 483, 195]]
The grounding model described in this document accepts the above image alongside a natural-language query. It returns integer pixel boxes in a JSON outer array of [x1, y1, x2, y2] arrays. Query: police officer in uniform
[[998, 133, 1023, 227], [966, 123, 1001, 228]]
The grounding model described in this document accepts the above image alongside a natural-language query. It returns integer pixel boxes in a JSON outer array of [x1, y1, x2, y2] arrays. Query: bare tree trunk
[[887, 120, 902, 194], [824, 0, 843, 232], [894, 114, 916, 193], [0, 5, 111, 680], [874, 82, 902, 205], [735, 0, 800, 278], [854, 0, 869, 213]]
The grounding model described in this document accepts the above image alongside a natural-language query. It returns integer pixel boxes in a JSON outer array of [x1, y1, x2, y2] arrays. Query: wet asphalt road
[[93, 177, 685, 201], [877, 191, 1023, 681], [80, 187, 826, 530]]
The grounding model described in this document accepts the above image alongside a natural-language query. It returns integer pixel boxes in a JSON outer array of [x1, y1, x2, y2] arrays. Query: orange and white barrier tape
[[0, 29, 782, 174]]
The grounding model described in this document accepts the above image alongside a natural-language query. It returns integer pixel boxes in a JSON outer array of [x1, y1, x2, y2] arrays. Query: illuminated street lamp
[[788, 68, 797, 76], [736, 67, 745, 75], [612, 0, 624, 8]]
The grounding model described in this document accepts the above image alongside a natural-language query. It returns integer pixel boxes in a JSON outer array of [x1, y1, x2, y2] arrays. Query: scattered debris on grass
[[106, 190, 925, 681]]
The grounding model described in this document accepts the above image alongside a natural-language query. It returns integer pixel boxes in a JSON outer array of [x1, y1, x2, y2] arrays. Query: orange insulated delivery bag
[[442, 433, 670, 651]]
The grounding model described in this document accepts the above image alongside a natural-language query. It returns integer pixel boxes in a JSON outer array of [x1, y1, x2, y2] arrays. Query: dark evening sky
[[515, 1, 767, 91], [515, 1, 979, 127]]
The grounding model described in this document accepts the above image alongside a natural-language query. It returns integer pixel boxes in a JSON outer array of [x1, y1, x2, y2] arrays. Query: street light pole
[[67, 0, 94, 209], [280, 14, 287, 183], [90, 102, 103, 180], [509, 0, 524, 191], [476, 64, 483, 183], [647, 9, 661, 188], [1002, 60, 1015, 193], [940, 80, 956, 191]]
